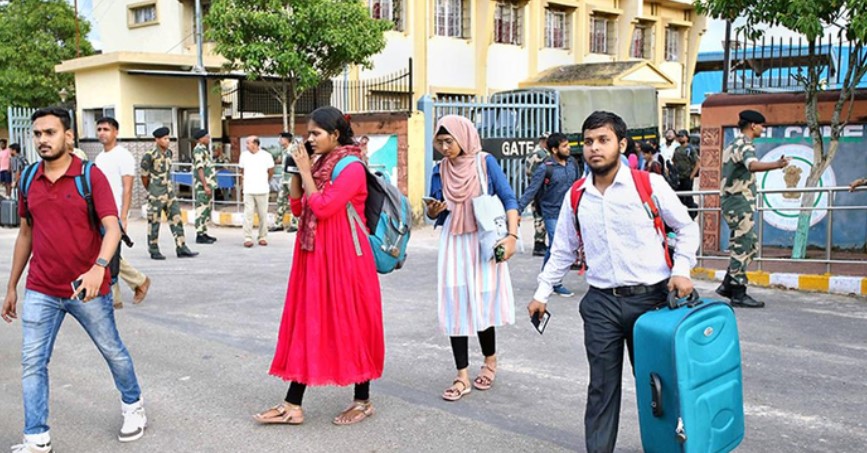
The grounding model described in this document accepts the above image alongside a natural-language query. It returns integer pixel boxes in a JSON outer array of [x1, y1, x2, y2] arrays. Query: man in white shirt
[[239, 136, 275, 247], [658, 128, 678, 163], [94, 117, 150, 308], [528, 112, 699, 453]]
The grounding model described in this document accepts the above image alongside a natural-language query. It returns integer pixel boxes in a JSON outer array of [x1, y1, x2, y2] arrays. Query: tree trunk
[[288, 80, 297, 136], [791, 138, 837, 259], [281, 79, 289, 132]]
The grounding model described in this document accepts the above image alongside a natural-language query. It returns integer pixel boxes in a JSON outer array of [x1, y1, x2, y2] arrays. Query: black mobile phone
[[304, 141, 314, 155], [531, 310, 551, 335], [71, 279, 86, 301], [494, 244, 506, 262]]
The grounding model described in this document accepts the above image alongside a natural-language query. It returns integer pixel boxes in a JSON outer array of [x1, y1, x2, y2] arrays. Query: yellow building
[[363, 0, 705, 131]]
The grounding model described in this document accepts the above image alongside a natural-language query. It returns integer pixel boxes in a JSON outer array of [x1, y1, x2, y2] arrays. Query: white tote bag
[[472, 153, 508, 261]]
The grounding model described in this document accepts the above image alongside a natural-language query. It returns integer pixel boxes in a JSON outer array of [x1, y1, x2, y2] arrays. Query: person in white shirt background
[[95, 117, 150, 309], [527, 111, 699, 453], [658, 128, 678, 163], [239, 135, 275, 247]]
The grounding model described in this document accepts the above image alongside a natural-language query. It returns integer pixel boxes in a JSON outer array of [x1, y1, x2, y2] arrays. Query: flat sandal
[[252, 402, 304, 425], [332, 400, 374, 426]]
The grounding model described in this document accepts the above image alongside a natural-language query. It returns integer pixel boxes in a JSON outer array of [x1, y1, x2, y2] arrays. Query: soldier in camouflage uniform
[[524, 133, 550, 256], [141, 127, 199, 260], [269, 132, 298, 233], [192, 128, 218, 244], [717, 110, 789, 308]]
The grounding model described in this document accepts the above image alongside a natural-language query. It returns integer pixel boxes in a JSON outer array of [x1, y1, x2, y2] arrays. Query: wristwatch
[[95, 257, 109, 268]]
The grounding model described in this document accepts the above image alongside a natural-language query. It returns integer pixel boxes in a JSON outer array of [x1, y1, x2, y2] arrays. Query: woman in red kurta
[[253, 107, 383, 426]]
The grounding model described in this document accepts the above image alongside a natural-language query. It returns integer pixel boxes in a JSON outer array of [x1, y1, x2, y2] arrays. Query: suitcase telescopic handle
[[650, 373, 663, 417], [666, 290, 701, 310]]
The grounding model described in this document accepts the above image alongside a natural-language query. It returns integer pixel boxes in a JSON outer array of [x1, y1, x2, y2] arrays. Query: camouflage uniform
[[720, 136, 758, 286], [192, 143, 216, 235], [525, 146, 549, 247], [274, 144, 298, 230], [141, 146, 188, 254]]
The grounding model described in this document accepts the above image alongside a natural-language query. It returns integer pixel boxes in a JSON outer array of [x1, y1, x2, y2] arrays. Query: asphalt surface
[[1, 220, 865, 452]]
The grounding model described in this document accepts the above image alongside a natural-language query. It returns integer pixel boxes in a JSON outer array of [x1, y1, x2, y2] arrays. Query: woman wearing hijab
[[253, 107, 383, 426], [425, 115, 519, 402]]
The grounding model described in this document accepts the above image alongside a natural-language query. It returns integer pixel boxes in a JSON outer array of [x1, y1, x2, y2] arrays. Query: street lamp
[[59, 87, 69, 104]]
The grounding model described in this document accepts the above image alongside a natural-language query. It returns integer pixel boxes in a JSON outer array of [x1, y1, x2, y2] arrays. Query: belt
[[592, 280, 668, 298]]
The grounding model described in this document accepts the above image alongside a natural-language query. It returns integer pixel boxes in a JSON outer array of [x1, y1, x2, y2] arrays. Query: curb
[[692, 267, 867, 297]]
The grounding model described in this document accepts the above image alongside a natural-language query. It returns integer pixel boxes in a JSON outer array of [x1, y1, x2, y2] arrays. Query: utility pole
[[74, 0, 81, 57], [195, 0, 208, 130], [722, 19, 732, 93]]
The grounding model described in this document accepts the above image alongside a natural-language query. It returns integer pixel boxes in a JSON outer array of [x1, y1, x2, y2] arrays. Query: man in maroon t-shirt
[[2, 108, 148, 452]]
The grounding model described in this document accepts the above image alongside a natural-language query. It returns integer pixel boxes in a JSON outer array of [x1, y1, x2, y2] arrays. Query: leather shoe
[[196, 234, 215, 244], [177, 247, 200, 258], [715, 273, 734, 299], [150, 252, 166, 260], [730, 285, 765, 308], [133, 277, 151, 304], [268, 225, 284, 232], [205, 234, 218, 242]]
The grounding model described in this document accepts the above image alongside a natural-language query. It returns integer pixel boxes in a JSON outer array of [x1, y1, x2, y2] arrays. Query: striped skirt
[[437, 216, 515, 336]]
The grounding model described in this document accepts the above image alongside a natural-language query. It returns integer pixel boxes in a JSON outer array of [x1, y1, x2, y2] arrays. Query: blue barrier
[[171, 169, 235, 189]]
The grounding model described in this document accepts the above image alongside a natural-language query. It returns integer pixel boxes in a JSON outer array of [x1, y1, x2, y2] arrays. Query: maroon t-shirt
[[19, 155, 118, 298]]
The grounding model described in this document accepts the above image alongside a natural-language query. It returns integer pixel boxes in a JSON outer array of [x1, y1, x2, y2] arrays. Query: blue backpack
[[19, 160, 131, 282], [332, 156, 411, 274]]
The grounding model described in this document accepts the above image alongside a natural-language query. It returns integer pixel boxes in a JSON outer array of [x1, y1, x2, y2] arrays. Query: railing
[[721, 30, 865, 94], [681, 185, 867, 273]]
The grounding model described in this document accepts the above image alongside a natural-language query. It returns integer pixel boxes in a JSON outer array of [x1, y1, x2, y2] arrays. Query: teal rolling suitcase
[[633, 292, 744, 453]]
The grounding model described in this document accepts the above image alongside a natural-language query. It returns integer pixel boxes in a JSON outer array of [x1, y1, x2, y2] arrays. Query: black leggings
[[284, 381, 370, 406], [450, 326, 496, 370]]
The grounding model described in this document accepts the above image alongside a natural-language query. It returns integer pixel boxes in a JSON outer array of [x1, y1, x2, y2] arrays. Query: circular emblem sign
[[759, 144, 836, 231]]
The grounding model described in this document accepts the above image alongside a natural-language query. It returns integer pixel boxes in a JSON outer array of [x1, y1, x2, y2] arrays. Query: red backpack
[[570, 169, 673, 273]]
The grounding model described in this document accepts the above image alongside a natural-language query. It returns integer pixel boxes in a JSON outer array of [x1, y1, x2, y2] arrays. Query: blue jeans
[[21, 290, 141, 435], [542, 217, 564, 287]]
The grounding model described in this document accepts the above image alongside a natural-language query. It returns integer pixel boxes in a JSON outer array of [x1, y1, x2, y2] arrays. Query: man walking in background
[[524, 132, 551, 256], [239, 136, 274, 248], [270, 132, 298, 233], [0, 139, 11, 197], [672, 129, 699, 219], [141, 127, 198, 260], [192, 129, 217, 244], [94, 117, 151, 308]]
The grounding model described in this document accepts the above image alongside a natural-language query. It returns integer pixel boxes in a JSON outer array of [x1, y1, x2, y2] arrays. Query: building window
[[665, 26, 682, 62], [369, 0, 404, 32], [494, 1, 522, 45], [128, 2, 157, 27], [544, 7, 569, 49], [631, 23, 654, 59], [662, 105, 685, 131], [435, 0, 469, 38], [590, 14, 616, 55], [134, 107, 174, 138], [82, 107, 116, 138]]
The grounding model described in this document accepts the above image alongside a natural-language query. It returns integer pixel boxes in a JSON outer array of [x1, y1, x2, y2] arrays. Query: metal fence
[[429, 91, 561, 200], [7, 107, 39, 163], [226, 59, 413, 118], [722, 30, 866, 94], [683, 185, 867, 272]]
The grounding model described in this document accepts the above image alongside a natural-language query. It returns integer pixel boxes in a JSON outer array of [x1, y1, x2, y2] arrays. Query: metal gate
[[418, 91, 560, 199], [6, 107, 39, 163]]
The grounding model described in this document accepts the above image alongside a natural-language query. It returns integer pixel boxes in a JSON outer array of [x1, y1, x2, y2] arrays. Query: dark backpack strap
[[19, 163, 41, 226], [74, 161, 101, 231], [630, 169, 672, 269]]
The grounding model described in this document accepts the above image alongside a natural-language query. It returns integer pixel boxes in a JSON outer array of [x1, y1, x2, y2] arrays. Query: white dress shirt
[[659, 140, 678, 162], [534, 163, 699, 303]]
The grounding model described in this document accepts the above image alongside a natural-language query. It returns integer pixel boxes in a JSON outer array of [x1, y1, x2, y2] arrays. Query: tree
[[205, 0, 391, 132], [695, 0, 867, 259], [0, 0, 94, 125]]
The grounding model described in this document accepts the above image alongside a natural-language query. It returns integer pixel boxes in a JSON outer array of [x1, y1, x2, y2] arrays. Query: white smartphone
[[422, 197, 440, 204]]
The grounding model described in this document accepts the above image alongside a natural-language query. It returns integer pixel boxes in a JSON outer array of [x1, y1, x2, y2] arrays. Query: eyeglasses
[[435, 138, 457, 149]]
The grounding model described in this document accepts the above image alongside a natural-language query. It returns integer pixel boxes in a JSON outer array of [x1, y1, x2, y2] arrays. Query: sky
[[69, 0, 101, 50]]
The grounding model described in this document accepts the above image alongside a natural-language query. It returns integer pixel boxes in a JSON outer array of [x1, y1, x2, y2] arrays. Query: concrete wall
[[95, 0, 186, 55], [699, 92, 867, 252]]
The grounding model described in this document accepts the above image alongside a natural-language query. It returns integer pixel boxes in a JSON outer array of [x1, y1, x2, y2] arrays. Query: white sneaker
[[118, 400, 147, 443], [10, 435, 52, 453]]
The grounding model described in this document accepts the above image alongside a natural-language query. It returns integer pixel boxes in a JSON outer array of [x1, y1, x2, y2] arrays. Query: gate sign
[[759, 144, 836, 231], [481, 138, 537, 159]]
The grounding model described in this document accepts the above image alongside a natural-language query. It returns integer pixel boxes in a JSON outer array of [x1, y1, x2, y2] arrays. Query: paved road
[[1, 220, 865, 452]]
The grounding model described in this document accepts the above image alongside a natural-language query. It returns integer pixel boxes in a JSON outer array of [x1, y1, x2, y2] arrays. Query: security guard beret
[[152, 127, 170, 138], [739, 110, 766, 124], [192, 128, 208, 140]]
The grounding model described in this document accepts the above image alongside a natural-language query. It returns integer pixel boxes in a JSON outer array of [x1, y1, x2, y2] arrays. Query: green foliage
[[205, 0, 391, 129], [0, 0, 94, 125]]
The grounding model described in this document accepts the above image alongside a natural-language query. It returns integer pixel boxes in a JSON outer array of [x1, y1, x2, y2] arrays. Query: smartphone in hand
[[71, 279, 86, 301], [531, 310, 551, 335]]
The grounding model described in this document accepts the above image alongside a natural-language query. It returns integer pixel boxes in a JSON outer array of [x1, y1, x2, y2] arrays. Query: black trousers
[[676, 178, 698, 219], [579, 285, 667, 453], [284, 381, 370, 406], [450, 326, 496, 370]]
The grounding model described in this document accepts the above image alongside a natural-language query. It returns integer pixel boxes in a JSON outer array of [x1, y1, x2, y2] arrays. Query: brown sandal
[[252, 402, 304, 425], [442, 378, 471, 401], [473, 364, 497, 391], [332, 400, 374, 426]]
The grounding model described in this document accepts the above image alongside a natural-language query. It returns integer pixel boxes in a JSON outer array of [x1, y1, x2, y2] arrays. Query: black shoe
[[715, 273, 734, 299], [205, 234, 217, 242], [196, 234, 215, 244], [150, 251, 166, 261], [287, 225, 297, 233], [730, 285, 765, 308], [532, 243, 547, 257], [268, 225, 283, 232], [177, 247, 200, 258]]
